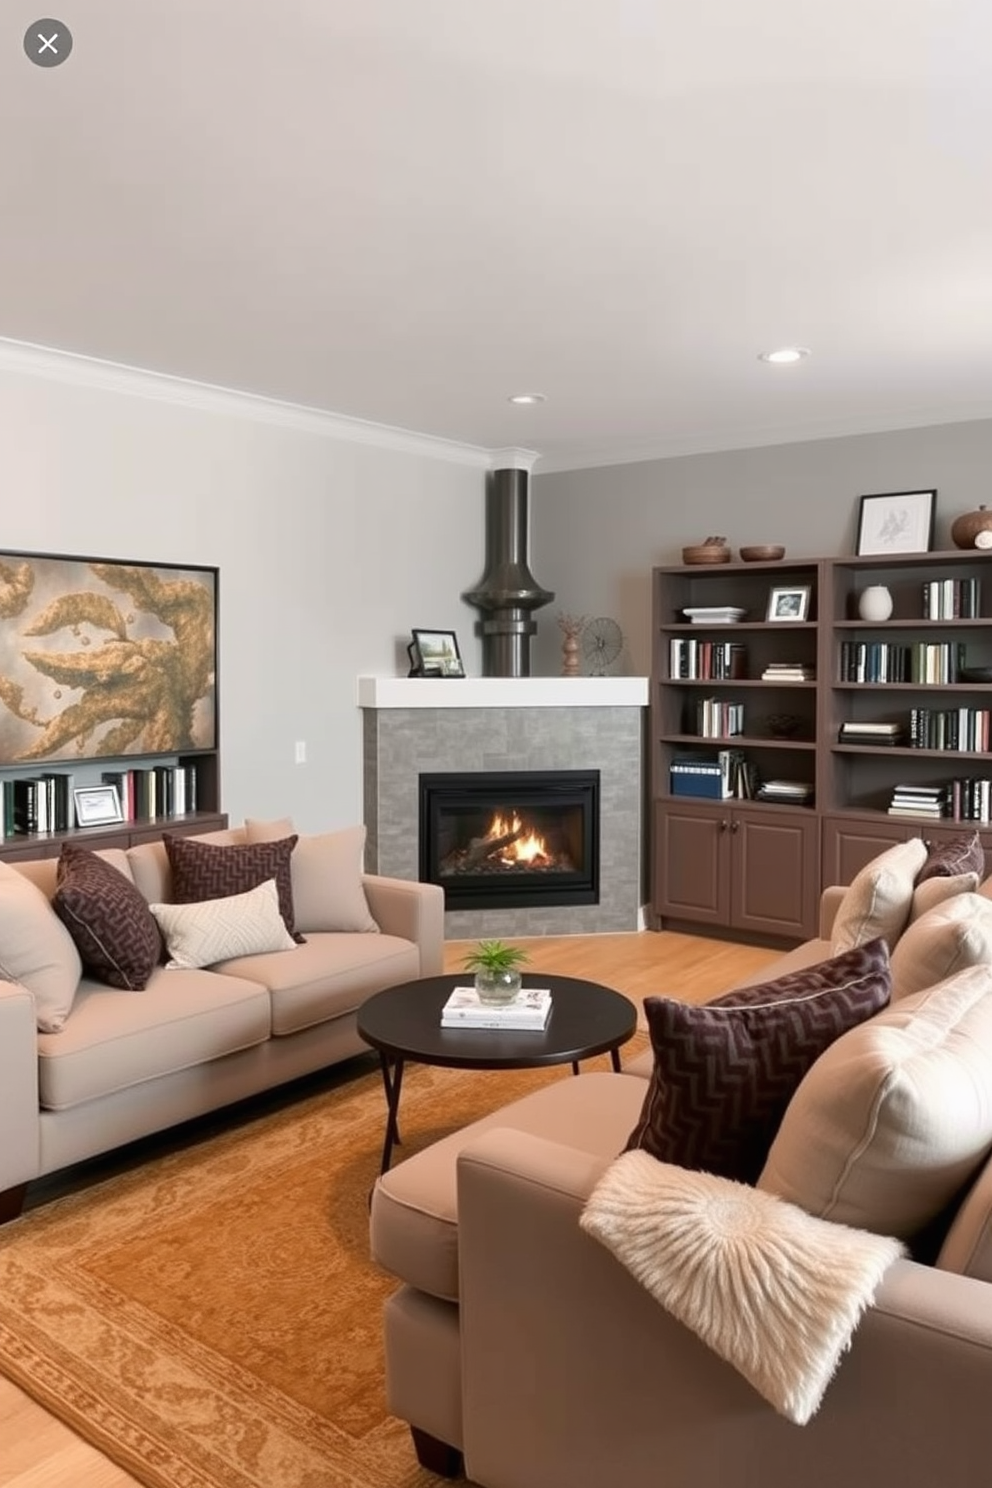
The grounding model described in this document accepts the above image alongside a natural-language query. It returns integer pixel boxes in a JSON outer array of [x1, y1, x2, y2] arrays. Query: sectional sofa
[[371, 834, 992, 1488], [0, 819, 443, 1219]]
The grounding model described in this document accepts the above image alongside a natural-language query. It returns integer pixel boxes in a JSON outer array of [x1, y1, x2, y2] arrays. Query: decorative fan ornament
[[581, 616, 623, 676]]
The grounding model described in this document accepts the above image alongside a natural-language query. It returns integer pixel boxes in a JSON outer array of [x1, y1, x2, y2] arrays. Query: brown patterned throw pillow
[[163, 832, 302, 941], [625, 939, 892, 1184], [915, 831, 985, 884], [53, 846, 163, 991]]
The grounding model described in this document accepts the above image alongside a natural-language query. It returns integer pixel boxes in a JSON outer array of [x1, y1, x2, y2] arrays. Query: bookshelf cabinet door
[[653, 801, 731, 926], [731, 809, 819, 940]]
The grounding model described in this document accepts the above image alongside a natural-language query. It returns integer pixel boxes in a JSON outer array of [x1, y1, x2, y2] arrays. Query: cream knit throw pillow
[[580, 1150, 904, 1425]]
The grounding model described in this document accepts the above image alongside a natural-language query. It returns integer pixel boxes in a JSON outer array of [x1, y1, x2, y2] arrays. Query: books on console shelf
[[441, 986, 552, 1030], [761, 664, 815, 682], [756, 779, 814, 804]]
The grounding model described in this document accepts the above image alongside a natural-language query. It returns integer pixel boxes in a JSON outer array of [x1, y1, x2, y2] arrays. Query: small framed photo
[[856, 489, 936, 556], [410, 629, 465, 678], [766, 585, 811, 622], [73, 784, 124, 828]]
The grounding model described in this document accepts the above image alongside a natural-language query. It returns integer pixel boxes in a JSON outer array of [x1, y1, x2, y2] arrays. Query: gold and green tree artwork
[[0, 556, 216, 763]]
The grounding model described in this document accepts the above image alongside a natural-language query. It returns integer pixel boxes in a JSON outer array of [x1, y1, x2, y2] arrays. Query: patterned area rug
[[0, 1039, 645, 1488]]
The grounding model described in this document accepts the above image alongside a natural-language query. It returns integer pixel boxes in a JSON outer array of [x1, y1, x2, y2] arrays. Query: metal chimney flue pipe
[[462, 467, 554, 677]]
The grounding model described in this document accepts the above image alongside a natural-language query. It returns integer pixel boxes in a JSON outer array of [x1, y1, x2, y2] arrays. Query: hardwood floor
[[0, 928, 778, 1487]]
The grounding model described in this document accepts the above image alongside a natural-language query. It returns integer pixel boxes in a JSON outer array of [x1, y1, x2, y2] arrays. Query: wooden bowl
[[739, 545, 786, 562], [682, 544, 731, 565]]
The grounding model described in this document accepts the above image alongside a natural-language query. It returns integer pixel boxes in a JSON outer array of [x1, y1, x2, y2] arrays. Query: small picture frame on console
[[409, 629, 465, 677], [73, 784, 124, 828]]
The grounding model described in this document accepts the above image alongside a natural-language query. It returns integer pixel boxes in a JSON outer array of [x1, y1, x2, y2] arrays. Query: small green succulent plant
[[462, 939, 530, 974]]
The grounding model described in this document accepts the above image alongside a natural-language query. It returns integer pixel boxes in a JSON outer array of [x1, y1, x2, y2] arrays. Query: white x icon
[[36, 31, 59, 54]]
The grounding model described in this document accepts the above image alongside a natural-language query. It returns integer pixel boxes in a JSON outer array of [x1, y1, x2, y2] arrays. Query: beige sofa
[[371, 865, 992, 1488], [0, 823, 443, 1219]]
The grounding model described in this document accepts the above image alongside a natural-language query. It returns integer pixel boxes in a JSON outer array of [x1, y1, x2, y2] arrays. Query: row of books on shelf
[[2, 772, 75, 837], [921, 577, 982, 620], [669, 639, 747, 680], [695, 698, 744, 739], [839, 709, 992, 752], [441, 986, 552, 1030], [839, 641, 967, 684], [0, 762, 203, 839], [887, 779, 992, 824], [101, 765, 199, 822]]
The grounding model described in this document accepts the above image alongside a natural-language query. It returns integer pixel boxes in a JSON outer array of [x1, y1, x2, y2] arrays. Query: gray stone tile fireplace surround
[[359, 677, 648, 938]]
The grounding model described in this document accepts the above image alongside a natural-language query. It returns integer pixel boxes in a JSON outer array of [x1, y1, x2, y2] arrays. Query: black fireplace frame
[[418, 769, 600, 910]]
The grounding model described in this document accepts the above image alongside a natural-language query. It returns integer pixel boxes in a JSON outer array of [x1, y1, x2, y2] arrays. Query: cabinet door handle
[[720, 819, 729, 831], [731, 819, 740, 833]]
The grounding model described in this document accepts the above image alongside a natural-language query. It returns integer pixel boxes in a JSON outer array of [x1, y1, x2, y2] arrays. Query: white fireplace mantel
[[357, 676, 648, 709]]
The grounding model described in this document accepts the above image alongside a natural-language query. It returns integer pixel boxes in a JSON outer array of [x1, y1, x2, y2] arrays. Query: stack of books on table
[[441, 986, 553, 1030], [755, 779, 814, 805], [887, 784, 950, 820], [838, 721, 906, 746]]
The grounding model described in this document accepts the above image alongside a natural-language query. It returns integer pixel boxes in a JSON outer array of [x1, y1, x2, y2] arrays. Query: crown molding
[[0, 337, 494, 469]]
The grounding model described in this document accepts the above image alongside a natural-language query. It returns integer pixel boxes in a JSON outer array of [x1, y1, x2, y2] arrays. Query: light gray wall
[[529, 420, 992, 676], [0, 355, 488, 832]]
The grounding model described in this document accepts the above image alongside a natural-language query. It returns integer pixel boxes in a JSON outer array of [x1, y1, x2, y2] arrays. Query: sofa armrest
[[819, 884, 846, 939], [456, 1128, 992, 1488], [362, 875, 445, 976], [0, 980, 41, 1192]]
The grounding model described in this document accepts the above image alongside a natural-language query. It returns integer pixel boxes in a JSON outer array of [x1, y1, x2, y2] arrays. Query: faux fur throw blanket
[[580, 1151, 905, 1424]]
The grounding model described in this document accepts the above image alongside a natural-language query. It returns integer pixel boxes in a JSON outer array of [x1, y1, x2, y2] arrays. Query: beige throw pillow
[[244, 818, 379, 933], [0, 861, 82, 1033], [909, 871, 980, 921], [830, 837, 928, 953], [150, 878, 297, 968], [889, 893, 992, 1001], [758, 964, 992, 1240]]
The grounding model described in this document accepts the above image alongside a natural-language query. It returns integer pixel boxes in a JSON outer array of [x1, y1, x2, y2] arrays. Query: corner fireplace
[[419, 769, 600, 910]]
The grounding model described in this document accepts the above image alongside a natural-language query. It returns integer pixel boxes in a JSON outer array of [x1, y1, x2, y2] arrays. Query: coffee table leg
[[610, 1048, 622, 1072], [378, 1053, 405, 1173]]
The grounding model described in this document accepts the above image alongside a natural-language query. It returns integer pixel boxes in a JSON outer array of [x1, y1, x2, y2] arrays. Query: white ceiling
[[5, 1, 992, 471]]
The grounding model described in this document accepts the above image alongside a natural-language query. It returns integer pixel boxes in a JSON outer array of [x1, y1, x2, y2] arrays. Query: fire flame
[[488, 811, 551, 865]]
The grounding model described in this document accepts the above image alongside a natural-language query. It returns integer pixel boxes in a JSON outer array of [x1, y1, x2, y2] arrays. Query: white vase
[[858, 585, 893, 621]]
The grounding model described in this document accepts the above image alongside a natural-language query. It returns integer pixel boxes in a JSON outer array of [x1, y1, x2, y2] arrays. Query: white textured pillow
[[759, 964, 992, 1240], [150, 878, 297, 969], [0, 861, 82, 1032], [581, 1151, 904, 1425], [831, 837, 928, 953], [909, 871, 981, 922], [889, 893, 992, 1001]]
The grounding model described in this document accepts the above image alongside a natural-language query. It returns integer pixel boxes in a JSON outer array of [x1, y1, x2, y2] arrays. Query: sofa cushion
[[936, 1155, 992, 1283], [916, 830, 985, 883], [36, 967, 271, 1109], [830, 836, 927, 953], [216, 931, 419, 1034], [53, 845, 163, 990], [0, 860, 82, 1032], [909, 871, 981, 921], [624, 940, 892, 1183], [164, 831, 302, 941], [150, 878, 297, 969], [890, 893, 992, 1001], [371, 1071, 647, 1303], [245, 818, 379, 934], [759, 963, 992, 1240]]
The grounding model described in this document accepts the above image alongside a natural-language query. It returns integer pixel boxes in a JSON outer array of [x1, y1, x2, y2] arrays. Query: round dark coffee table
[[357, 972, 638, 1173]]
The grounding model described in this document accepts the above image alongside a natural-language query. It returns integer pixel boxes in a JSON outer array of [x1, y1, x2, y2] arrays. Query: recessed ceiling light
[[758, 347, 811, 365], [507, 392, 546, 405]]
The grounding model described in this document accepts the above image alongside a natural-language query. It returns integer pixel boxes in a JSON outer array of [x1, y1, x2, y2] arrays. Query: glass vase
[[474, 969, 523, 1005]]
